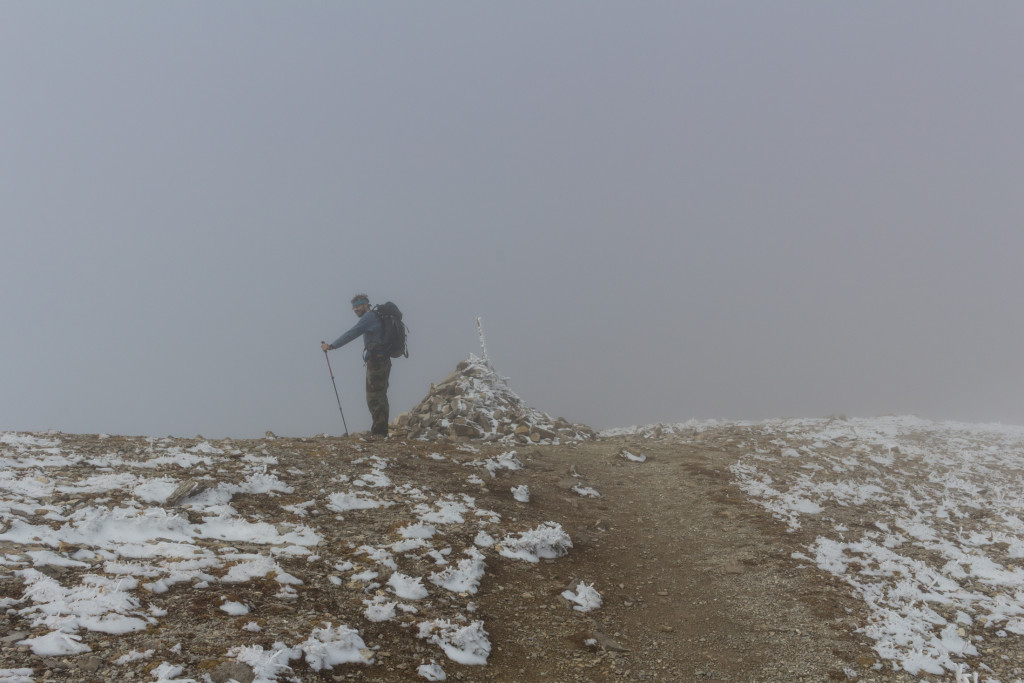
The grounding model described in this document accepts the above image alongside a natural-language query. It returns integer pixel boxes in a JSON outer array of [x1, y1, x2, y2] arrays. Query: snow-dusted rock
[[400, 355, 593, 443]]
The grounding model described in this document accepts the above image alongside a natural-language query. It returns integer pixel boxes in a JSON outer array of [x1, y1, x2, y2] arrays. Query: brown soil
[[471, 434, 873, 683], [0, 431, 896, 682]]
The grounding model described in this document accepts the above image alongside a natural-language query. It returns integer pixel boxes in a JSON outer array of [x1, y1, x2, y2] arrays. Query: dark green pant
[[366, 354, 391, 435]]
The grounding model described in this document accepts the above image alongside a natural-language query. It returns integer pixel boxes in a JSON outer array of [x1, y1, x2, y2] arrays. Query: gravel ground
[[0, 429, 933, 681]]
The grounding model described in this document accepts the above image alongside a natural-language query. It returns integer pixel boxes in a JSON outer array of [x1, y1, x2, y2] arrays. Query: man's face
[[353, 303, 370, 317]]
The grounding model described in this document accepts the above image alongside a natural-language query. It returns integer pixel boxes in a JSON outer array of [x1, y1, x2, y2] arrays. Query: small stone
[[164, 479, 207, 507], [211, 661, 255, 683], [79, 656, 103, 673], [592, 631, 630, 652]]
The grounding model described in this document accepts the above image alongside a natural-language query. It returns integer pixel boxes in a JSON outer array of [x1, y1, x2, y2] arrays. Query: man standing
[[321, 294, 391, 437]]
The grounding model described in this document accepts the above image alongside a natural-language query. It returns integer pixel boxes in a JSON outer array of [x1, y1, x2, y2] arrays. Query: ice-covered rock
[[397, 355, 593, 443]]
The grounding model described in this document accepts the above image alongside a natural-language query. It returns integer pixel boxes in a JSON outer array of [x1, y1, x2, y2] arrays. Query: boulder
[[451, 421, 484, 438], [531, 427, 557, 442]]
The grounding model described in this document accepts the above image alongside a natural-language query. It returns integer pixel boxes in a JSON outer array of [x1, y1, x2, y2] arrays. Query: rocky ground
[[0, 425, 910, 683]]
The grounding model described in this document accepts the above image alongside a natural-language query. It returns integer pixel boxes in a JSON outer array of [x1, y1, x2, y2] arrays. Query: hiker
[[321, 294, 391, 437]]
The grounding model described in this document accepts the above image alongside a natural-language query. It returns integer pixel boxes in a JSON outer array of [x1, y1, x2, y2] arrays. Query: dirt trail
[[474, 435, 871, 682]]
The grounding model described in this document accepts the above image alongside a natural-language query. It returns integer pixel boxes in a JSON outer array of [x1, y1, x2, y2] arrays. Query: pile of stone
[[395, 354, 594, 444]]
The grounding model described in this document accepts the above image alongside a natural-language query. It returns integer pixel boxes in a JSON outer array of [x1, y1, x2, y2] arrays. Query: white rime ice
[[388, 572, 430, 600], [300, 623, 373, 669], [418, 619, 491, 665], [418, 659, 448, 680], [498, 522, 573, 563], [429, 548, 487, 594], [561, 581, 603, 612]]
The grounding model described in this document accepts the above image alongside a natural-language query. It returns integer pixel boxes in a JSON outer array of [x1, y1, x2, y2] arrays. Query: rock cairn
[[395, 354, 594, 444]]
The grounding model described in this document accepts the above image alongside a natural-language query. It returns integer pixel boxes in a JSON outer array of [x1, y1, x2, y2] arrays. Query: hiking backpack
[[372, 301, 408, 358]]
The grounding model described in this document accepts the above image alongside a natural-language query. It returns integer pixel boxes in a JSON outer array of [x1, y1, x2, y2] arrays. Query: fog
[[3, 3, 1022, 437]]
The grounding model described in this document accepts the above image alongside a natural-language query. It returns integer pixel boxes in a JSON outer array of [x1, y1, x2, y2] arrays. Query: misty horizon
[[3, 3, 1023, 438]]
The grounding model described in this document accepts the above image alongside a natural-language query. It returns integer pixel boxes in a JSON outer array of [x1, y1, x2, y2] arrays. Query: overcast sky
[[3, 3, 1023, 438]]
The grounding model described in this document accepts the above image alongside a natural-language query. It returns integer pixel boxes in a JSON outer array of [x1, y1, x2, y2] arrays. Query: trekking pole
[[322, 344, 349, 436]]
